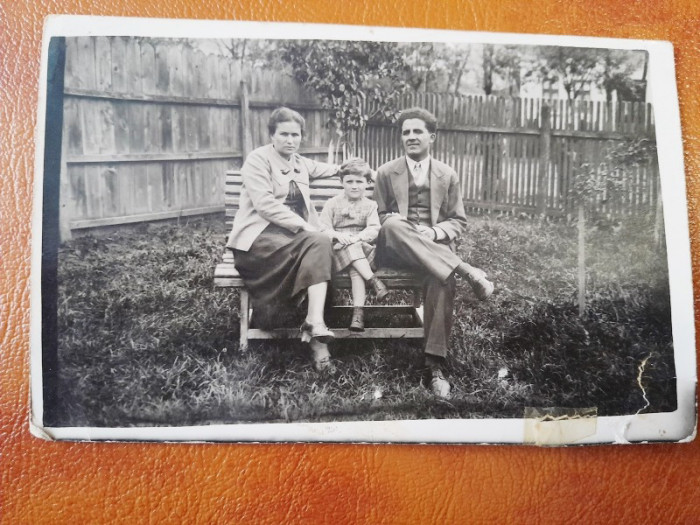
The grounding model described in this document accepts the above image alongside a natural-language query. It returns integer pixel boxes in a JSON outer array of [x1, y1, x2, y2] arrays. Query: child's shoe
[[349, 306, 365, 332], [368, 276, 389, 302]]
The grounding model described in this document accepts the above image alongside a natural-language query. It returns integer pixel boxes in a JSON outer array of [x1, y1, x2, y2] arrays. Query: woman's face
[[270, 120, 302, 160]]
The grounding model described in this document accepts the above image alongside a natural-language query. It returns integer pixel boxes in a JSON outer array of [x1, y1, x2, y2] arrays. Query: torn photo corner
[[30, 15, 696, 444]]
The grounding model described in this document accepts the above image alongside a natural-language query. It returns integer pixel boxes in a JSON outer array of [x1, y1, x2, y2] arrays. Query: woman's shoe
[[313, 355, 337, 374], [310, 344, 337, 374], [349, 306, 365, 332], [300, 321, 335, 343], [369, 276, 389, 303]]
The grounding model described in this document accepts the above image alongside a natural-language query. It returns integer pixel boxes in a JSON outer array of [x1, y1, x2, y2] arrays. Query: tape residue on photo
[[524, 407, 598, 446]]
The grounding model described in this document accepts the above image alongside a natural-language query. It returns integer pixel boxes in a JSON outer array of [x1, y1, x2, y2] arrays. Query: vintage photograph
[[32, 18, 695, 443]]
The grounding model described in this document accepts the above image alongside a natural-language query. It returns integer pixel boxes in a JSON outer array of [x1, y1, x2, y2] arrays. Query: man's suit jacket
[[226, 143, 337, 251], [373, 156, 467, 245]]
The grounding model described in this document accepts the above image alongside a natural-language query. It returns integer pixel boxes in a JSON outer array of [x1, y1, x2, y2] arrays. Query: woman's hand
[[302, 223, 318, 233]]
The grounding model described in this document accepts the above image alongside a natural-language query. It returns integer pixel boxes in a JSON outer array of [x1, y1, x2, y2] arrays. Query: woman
[[226, 107, 338, 371]]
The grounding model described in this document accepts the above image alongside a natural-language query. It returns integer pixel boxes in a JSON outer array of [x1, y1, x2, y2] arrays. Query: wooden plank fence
[[59, 37, 659, 239], [59, 36, 334, 239]]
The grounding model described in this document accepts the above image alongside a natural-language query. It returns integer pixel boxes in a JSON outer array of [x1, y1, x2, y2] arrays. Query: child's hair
[[339, 157, 372, 182]]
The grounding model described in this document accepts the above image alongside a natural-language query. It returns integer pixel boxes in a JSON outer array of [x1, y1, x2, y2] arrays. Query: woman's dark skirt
[[233, 223, 332, 306]]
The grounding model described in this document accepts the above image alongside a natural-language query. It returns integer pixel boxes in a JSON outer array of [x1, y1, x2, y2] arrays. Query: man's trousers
[[376, 216, 462, 358]]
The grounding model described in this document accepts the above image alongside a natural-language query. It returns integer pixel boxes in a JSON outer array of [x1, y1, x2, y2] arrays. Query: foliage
[[571, 137, 658, 203], [275, 40, 413, 137], [526, 46, 647, 101], [209, 39, 648, 137], [54, 215, 674, 427], [568, 136, 658, 315], [402, 42, 474, 94], [482, 44, 523, 95], [275, 40, 480, 136], [600, 49, 648, 102], [527, 46, 600, 100], [216, 38, 272, 69], [272, 41, 646, 139]]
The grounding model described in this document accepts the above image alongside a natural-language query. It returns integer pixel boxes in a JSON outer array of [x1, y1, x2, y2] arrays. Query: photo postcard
[[31, 15, 696, 444]]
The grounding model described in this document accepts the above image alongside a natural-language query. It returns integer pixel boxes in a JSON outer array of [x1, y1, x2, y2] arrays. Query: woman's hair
[[268, 107, 306, 136], [397, 107, 438, 134], [339, 157, 372, 182]]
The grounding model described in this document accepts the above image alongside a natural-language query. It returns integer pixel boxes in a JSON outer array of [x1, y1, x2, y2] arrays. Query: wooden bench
[[214, 170, 425, 349]]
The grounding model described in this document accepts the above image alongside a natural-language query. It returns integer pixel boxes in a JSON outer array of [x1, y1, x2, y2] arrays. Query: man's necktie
[[413, 162, 425, 187]]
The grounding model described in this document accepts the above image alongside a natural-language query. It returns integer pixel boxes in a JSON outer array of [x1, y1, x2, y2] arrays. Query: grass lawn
[[54, 214, 676, 427]]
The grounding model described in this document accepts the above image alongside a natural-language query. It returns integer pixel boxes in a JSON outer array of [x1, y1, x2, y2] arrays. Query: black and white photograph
[[31, 17, 695, 444]]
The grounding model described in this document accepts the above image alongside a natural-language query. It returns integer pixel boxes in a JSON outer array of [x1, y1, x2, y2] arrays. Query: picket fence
[[357, 92, 657, 217]]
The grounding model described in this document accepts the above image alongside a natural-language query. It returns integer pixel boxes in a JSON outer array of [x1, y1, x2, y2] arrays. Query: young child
[[320, 158, 389, 331]]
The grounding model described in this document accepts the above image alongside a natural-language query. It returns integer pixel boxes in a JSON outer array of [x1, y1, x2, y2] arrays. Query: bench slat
[[214, 276, 246, 287], [214, 262, 238, 277], [224, 201, 366, 216], [225, 180, 373, 191], [224, 169, 375, 217], [224, 190, 373, 201], [214, 261, 422, 288], [245, 327, 424, 340]]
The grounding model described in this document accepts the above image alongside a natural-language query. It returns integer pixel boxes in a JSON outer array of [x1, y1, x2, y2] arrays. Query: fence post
[[240, 80, 253, 159], [327, 139, 335, 164], [536, 103, 551, 216], [59, 112, 71, 241], [577, 202, 586, 316], [654, 176, 663, 246]]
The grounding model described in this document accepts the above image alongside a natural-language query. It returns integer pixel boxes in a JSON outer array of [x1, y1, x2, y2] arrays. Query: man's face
[[401, 118, 435, 161]]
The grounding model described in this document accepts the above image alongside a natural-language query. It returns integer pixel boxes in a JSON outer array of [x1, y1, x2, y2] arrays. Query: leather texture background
[[2, 1, 700, 522]]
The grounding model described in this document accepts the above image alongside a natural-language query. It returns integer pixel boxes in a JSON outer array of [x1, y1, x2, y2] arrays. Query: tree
[[400, 42, 474, 94], [216, 38, 272, 70], [527, 46, 601, 100], [570, 137, 658, 315], [600, 49, 647, 102], [275, 40, 413, 148], [481, 44, 523, 96], [525, 46, 646, 101], [402, 42, 440, 92], [445, 44, 474, 95], [492, 45, 524, 96], [482, 44, 495, 95]]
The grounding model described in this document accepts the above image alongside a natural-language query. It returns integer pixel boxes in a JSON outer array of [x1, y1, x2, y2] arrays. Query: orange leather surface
[[2, 1, 700, 523]]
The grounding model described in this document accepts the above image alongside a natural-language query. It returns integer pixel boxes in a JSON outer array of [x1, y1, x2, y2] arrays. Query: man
[[373, 107, 494, 398]]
